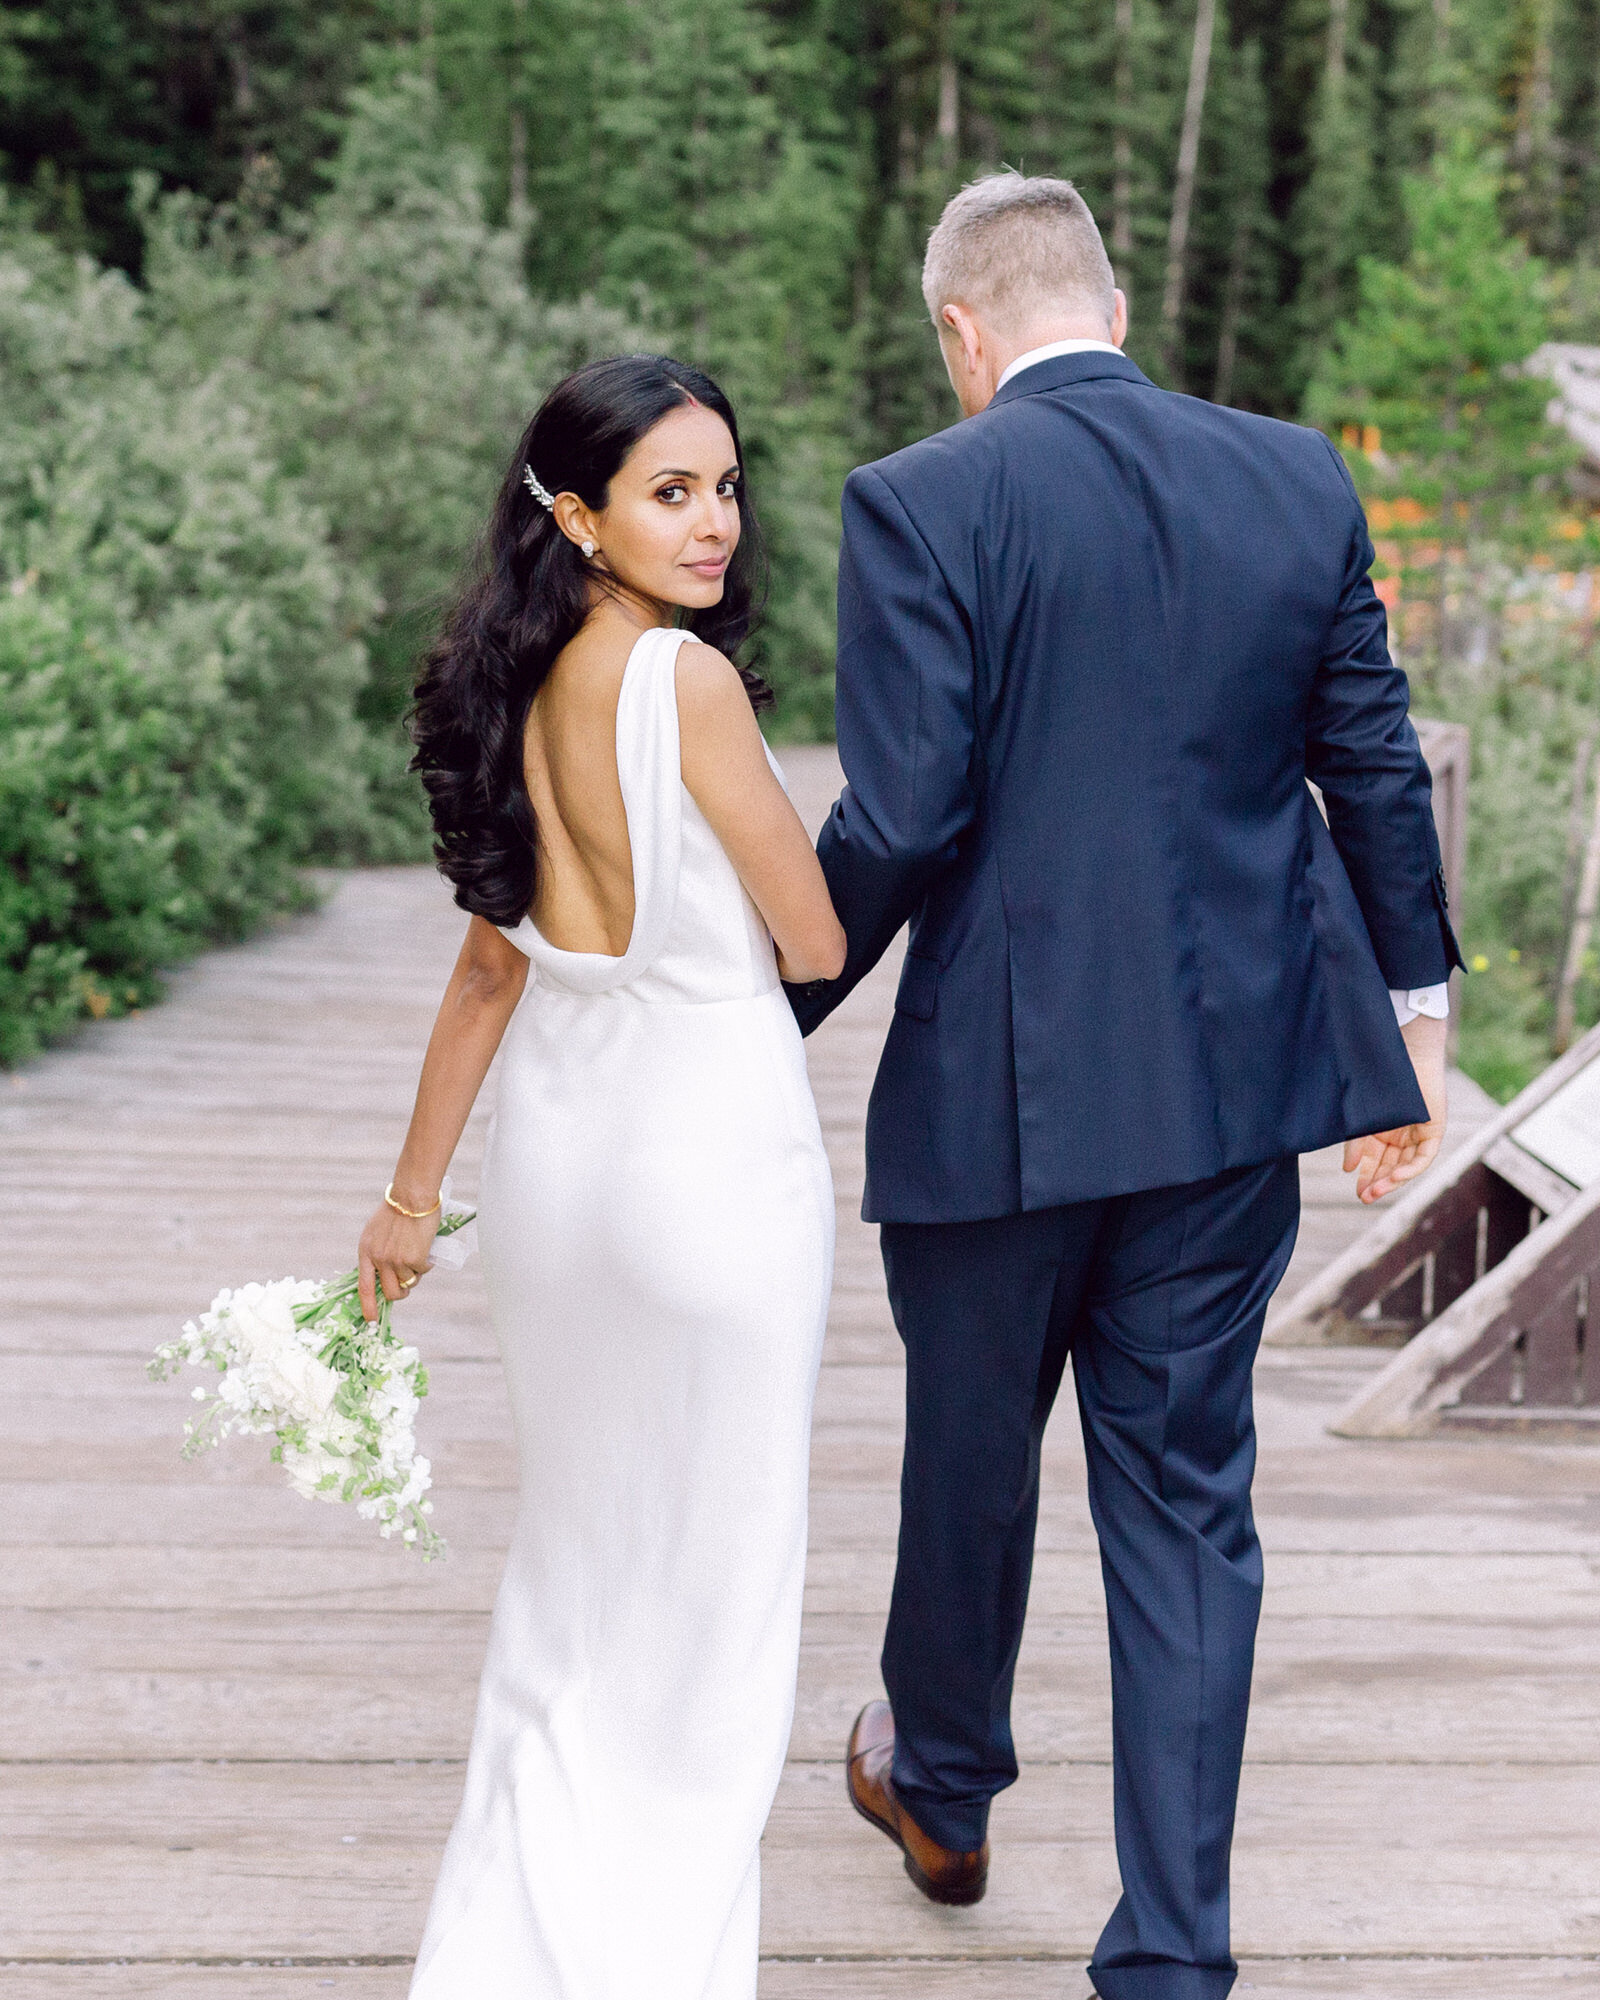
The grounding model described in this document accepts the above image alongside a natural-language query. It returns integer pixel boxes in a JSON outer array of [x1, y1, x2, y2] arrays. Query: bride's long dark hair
[[410, 354, 771, 926]]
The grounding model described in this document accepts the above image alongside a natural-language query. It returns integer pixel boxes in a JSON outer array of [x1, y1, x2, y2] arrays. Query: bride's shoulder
[[673, 639, 765, 762], [673, 637, 747, 713]]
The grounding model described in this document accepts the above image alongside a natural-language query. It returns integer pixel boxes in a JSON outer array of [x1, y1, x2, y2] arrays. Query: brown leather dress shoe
[[845, 1700, 989, 1905]]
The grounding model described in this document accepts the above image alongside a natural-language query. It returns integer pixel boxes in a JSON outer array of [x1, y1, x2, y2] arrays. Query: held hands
[[1342, 1013, 1449, 1206], [358, 1185, 443, 1320]]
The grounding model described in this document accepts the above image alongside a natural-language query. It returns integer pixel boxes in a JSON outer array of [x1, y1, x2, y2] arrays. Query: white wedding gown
[[409, 625, 833, 2000]]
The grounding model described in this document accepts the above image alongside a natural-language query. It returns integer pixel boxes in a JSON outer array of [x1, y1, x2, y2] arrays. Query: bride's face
[[571, 404, 743, 616]]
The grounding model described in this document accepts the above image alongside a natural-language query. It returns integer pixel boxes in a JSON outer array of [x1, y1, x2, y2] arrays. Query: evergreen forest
[[3, 0, 1600, 1094]]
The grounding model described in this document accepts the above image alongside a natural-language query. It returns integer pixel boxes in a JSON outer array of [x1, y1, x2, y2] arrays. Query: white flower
[[217, 1285, 342, 1420], [282, 1440, 359, 1501], [153, 1250, 461, 1559]]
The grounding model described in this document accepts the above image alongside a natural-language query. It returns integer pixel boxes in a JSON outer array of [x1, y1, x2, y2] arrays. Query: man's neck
[[951, 325, 1119, 417], [993, 335, 1123, 395], [994, 324, 1117, 375]]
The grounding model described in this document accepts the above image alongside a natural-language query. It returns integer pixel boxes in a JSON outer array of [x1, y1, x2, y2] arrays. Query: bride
[[356, 353, 845, 1998]]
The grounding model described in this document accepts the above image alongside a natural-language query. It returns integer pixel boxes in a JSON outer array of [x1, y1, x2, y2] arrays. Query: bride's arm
[[357, 915, 528, 1317], [676, 645, 847, 985]]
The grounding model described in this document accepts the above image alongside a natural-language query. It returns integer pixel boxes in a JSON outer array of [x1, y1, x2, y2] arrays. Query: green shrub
[[0, 82, 633, 1062], [0, 214, 384, 1057], [0, 592, 300, 1063], [1434, 612, 1600, 1099], [140, 79, 638, 746]]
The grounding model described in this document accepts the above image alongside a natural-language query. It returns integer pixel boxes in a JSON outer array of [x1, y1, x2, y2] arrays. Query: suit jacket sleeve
[[786, 464, 979, 1036], [1305, 440, 1464, 990]]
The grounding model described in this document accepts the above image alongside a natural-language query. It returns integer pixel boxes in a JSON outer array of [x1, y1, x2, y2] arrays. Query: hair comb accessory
[[523, 465, 557, 510]]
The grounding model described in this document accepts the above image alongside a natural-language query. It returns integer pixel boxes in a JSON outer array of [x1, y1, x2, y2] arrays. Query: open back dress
[[408, 624, 834, 2000]]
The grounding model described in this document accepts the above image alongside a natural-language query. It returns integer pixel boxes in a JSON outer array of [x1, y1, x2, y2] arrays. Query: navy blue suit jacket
[[789, 350, 1463, 1224]]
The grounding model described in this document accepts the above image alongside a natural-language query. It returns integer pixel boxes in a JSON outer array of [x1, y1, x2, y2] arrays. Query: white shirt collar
[[995, 338, 1125, 393]]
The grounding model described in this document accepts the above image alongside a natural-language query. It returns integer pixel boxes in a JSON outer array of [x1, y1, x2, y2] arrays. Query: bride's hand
[[358, 1198, 442, 1319]]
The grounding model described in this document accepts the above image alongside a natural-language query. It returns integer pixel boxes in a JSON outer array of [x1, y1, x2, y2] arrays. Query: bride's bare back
[[523, 613, 640, 957], [522, 602, 846, 980]]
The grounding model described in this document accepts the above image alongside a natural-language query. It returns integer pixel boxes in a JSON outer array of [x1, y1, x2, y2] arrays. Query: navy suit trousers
[[879, 1158, 1301, 2000]]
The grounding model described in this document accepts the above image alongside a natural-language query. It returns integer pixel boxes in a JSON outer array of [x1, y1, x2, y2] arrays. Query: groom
[[787, 174, 1462, 2000]]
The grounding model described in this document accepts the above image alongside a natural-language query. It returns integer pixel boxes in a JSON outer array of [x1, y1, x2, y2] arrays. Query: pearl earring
[[581, 540, 596, 558]]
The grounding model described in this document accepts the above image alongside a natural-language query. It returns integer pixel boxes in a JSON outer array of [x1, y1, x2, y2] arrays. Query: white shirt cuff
[[1390, 982, 1450, 1026]]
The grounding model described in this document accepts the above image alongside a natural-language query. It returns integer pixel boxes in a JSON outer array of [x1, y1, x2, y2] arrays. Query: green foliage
[[1431, 614, 1600, 1099], [1309, 142, 1600, 1098], [1308, 138, 1595, 724], [0, 592, 307, 1065], [7, 2, 1600, 1080], [0, 83, 632, 1060], [1308, 140, 1567, 529], [0, 204, 384, 1059], [141, 76, 635, 736], [589, 0, 858, 728], [12, 0, 1600, 424], [0, 0, 405, 270]]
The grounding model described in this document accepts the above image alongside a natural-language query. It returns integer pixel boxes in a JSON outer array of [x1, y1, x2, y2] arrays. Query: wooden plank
[[13, 1607, 1600, 1767], [7, 1760, 1599, 1962], [760, 1968, 1600, 2000], [12, 1477, 1600, 1556], [0, 1965, 1591, 2000], [1484, 1134, 1579, 1215], [762, 1762, 1600, 1960], [0, 1978, 409, 2000], [6, 1540, 1596, 1623]]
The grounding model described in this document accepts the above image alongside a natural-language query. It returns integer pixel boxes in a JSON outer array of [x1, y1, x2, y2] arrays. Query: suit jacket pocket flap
[[894, 951, 940, 1021]]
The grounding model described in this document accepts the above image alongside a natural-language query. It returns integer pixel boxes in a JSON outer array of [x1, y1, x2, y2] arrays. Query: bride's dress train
[[409, 625, 833, 1999]]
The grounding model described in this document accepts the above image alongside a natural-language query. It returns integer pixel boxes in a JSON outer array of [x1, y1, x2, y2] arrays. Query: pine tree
[[1291, 0, 1376, 375], [1506, 0, 1561, 251], [1306, 140, 1576, 668], [0, 0, 405, 270], [1200, 36, 1274, 406]]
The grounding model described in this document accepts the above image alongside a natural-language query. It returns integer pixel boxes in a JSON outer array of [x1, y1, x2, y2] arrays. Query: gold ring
[[400, 1273, 419, 1289]]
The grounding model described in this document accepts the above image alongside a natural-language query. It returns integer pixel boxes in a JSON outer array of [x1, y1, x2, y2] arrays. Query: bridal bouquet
[[148, 1192, 478, 1561]]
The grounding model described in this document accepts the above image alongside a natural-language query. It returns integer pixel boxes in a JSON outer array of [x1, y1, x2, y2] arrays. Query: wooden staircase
[[1267, 1021, 1600, 1437]]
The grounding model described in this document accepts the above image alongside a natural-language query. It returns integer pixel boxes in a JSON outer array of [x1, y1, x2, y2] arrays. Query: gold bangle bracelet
[[385, 1182, 441, 1219]]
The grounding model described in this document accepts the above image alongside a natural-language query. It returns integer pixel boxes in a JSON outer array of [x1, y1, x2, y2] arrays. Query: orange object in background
[[1367, 497, 1431, 530]]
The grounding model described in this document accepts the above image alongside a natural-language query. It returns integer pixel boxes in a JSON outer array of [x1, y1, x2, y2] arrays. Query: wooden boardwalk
[[3, 745, 1598, 1998]]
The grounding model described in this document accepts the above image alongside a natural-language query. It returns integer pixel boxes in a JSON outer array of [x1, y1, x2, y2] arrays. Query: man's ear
[[941, 302, 982, 375]]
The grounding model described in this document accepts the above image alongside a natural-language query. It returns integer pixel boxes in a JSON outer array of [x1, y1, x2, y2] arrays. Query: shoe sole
[[846, 1769, 989, 1907]]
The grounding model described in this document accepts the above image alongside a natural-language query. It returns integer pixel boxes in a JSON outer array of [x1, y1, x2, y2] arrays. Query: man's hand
[[1342, 1013, 1449, 1205]]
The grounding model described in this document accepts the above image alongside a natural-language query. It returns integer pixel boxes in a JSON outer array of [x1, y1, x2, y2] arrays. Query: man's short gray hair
[[922, 173, 1116, 335]]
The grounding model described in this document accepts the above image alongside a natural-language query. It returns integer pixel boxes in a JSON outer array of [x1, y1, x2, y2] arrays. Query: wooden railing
[[1269, 1021, 1600, 1438]]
